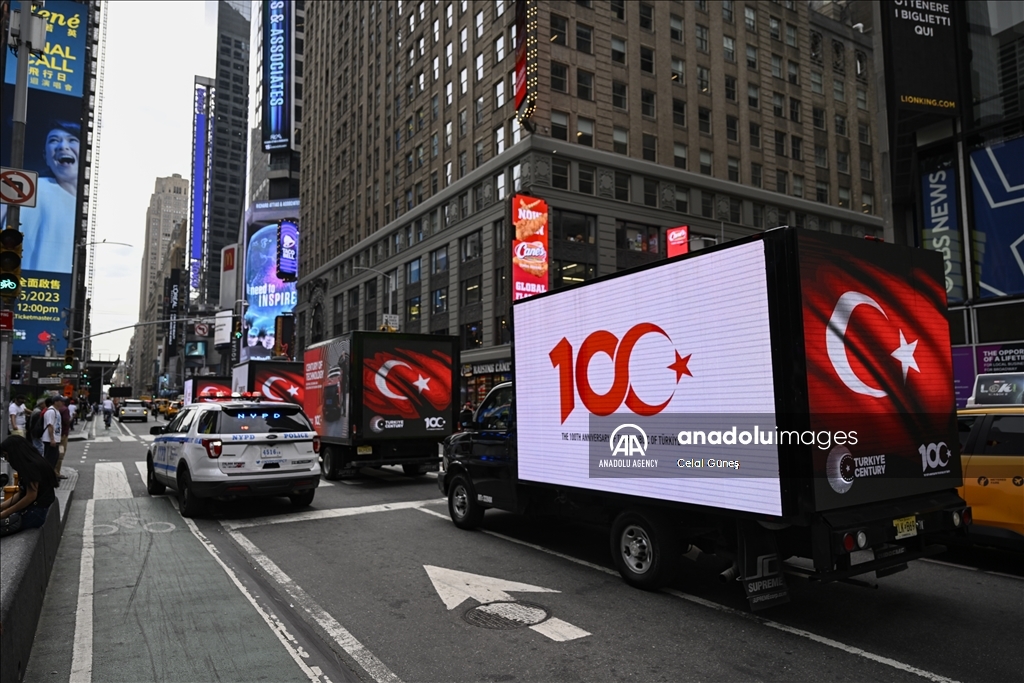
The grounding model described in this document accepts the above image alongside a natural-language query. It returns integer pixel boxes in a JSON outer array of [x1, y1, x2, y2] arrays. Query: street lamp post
[[353, 266, 396, 328]]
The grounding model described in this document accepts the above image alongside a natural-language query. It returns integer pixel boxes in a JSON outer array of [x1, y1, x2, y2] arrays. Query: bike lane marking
[[92, 462, 133, 500]]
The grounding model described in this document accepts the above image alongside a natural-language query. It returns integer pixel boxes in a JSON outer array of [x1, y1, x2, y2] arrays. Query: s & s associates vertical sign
[[262, 0, 292, 152], [880, 0, 959, 114]]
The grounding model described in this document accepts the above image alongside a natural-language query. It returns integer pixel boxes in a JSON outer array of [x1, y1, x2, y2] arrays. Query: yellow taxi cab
[[957, 373, 1024, 549], [155, 399, 171, 416], [166, 401, 183, 419]]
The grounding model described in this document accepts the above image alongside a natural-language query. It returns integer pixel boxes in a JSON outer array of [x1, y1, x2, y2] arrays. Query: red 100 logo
[[549, 323, 693, 423]]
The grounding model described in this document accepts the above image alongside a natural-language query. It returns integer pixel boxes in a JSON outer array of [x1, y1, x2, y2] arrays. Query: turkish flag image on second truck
[[799, 231, 960, 510]]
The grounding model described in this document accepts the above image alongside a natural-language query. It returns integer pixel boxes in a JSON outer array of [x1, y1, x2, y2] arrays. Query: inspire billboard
[[0, 0, 89, 355], [242, 199, 300, 362]]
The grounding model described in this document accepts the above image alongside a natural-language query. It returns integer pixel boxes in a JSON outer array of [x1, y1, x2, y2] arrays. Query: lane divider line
[[177, 504, 324, 683], [69, 499, 95, 683], [227, 529, 404, 683], [222, 498, 444, 530]]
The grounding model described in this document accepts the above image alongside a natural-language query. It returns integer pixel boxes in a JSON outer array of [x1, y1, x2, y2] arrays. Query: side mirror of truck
[[150, 425, 165, 435]]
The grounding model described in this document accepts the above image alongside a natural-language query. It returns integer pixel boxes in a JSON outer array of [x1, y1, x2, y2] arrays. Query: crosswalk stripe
[[114, 435, 138, 442], [93, 436, 112, 443], [134, 460, 147, 482], [93, 462, 134, 499]]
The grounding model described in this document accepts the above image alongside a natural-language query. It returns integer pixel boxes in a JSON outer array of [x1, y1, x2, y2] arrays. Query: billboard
[[276, 219, 298, 281], [183, 376, 233, 405], [219, 243, 237, 309], [880, 0, 959, 114], [304, 336, 351, 439], [511, 194, 548, 301], [920, 158, 965, 303], [513, 0, 537, 123], [166, 268, 182, 357], [190, 78, 215, 292], [969, 136, 1024, 299], [242, 199, 300, 362], [799, 231, 959, 511], [513, 241, 783, 516], [666, 226, 690, 258], [1, 0, 89, 355], [262, 0, 293, 152], [214, 309, 233, 346]]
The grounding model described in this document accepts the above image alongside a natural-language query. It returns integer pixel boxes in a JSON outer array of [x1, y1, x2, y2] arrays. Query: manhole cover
[[463, 601, 550, 630]]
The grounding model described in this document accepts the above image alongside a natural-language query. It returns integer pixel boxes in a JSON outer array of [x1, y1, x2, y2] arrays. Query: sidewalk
[[67, 416, 90, 442]]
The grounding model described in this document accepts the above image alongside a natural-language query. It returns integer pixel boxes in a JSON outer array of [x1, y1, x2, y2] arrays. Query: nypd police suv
[[145, 399, 321, 517]]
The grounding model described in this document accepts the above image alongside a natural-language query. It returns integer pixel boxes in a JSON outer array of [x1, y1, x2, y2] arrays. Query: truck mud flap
[[737, 521, 790, 611]]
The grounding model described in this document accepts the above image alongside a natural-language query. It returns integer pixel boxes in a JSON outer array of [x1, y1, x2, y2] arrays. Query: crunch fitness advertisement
[[799, 231, 960, 511]]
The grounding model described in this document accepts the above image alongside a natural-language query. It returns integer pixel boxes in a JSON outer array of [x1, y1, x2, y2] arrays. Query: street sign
[[0, 310, 12, 331], [382, 313, 400, 330], [194, 322, 209, 336], [0, 167, 38, 208]]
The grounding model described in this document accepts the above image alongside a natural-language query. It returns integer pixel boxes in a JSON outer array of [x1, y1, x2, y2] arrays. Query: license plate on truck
[[893, 516, 917, 540], [357, 445, 373, 455]]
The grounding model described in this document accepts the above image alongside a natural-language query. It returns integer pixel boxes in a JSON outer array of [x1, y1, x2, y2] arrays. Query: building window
[[460, 231, 482, 262], [860, 158, 872, 181], [617, 221, 660, 252], [613, 81, 627, 109], [811, 70, 823, 94], [642, 134, 657, 161], [675, 186, 689, 212], [461, 321, 483, 349], [552, 158, 570, 189], [431, 246, 448, 273], [406, 256, 422, 284], [837, 187, 850, 209], [643, 179, 658, 206], [745, 6, 756, 31], [776, 169, 787, 194], [641, 89, 656, 117], [577, 23, 593, 53], [639, 2, 654, 30], [670, 14, 684, 42], [728, 157, 740, 182], [722, 0, 734, 22], [770, 16, 781, 40], [700, 150, 712, 175], [672, 57, 685, 83], [551, 14, 567, 45], [640, 47, 655, 73], [673, 142, 687, 169], [611, 0, 625, 20], [775, 131, 787, 156], [813, 107, 826, 130], [577, 70, 594, 100], [673, 98, 686, 126], [815, 181, 829, 203], [791, 136, 802, 160], [577, 117, 594, 146], [773, 92, 785, 117], [857, 87, 868, 110], [723, 35, 735, 62], [726, 116, 738, 141], [405, 296, 421, 323], [461, 275, 482, 305], [833, 78, 845, 102], [554, 261, 596, 289], [697, 66, 710, 93], [789, 97, 801, 122], [772, 54, 783, 79], [696, 24, 709, 52], [611, 37, 626, 64], [792, 174, 804, 197], [551, 62, 568, 92], [495, 125, 505, 154], [749, 122, 761, 148], [701, 192, 714, 217], [746, 45, 758, 69], [751, 162, 762, 188], [748, 85, 760, 108], [752, 204, 764, 228], [858, 122, 870, 145], [579, 165, 595, 194], [614, 172, 630, 201], [815, 145, 828, 168], [725, 75, 736, 101], [552, 111, 568, 140], [785, 23, 797, 47], [729, 197, 742, 223], [862, 193, 874, 214], [613, 127, 628, 154], [495, 80, 505, 108], [699, 107, 712, 134], [432, 287, 448, 314], [837, 151, 849, 174], [835, 114, 847, 136]]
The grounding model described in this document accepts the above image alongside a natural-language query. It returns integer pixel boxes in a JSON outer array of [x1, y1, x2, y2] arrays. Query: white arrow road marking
[[424, 565, 590, 642], [424, 565, 558, 610]]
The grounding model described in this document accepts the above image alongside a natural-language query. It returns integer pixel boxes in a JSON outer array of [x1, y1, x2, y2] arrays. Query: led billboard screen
[[513, 241, 782, 516], [510, 194, 548, 301], [970, 136, 1024, 299], [1, 0, 89, 355], [242, 199, 300, 362], [276, 219, 298, 281], [262, 0, 292, 151], [190, 79, 214, 291]]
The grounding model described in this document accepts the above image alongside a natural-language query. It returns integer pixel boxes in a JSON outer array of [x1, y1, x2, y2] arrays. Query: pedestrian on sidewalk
[[41, 397, 62, 473], [68, 399, 78, 428], [0, 435, 58, 536], [28, 398, 47, 457], [55, 397, 70, 479], [8, 395, 27, 438]]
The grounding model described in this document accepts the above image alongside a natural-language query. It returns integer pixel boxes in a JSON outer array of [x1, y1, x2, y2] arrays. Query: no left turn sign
[[0, 167, 38, 208]]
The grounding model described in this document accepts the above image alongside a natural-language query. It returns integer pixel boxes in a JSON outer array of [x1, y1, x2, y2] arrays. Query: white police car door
[[161, 408, 198, 481]]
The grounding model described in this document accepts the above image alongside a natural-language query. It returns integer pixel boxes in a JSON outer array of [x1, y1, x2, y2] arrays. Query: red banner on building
[[511, 194, 549, 301], [667, 225, 690, 258]]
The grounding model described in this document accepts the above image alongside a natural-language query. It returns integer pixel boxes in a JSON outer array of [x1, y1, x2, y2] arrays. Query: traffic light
[[0, 228, 23, 301], [233, 316, 243, 339], [63, 346, 75, 371]]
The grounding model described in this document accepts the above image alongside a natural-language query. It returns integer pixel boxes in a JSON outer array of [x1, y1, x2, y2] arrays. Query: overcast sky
[[88, 1, 216, 359]]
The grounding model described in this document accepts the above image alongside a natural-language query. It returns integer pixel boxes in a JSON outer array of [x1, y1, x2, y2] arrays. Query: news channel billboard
[[1, 0, 89, 355], [261, 0, 293, 152], [969, 136, 1024, 299], [190, 78, 215, 292], [242, 199, 299, 362]]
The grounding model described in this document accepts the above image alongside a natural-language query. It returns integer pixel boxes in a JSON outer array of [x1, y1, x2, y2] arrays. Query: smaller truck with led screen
[[440, 227, 970, 610], [304, 331, 459, 479]]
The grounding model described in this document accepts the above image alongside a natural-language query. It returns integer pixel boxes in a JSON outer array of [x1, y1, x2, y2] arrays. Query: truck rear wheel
[[610, 510, 677, 590], [448, 475, 484, 529], [322, 445, 340, 480]]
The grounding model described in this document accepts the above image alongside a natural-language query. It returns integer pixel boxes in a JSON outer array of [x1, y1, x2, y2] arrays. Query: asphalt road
[[24, 416, 1024, 683]]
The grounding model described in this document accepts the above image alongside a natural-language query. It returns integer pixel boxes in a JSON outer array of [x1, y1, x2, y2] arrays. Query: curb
[[0, 467, 77, 682]]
